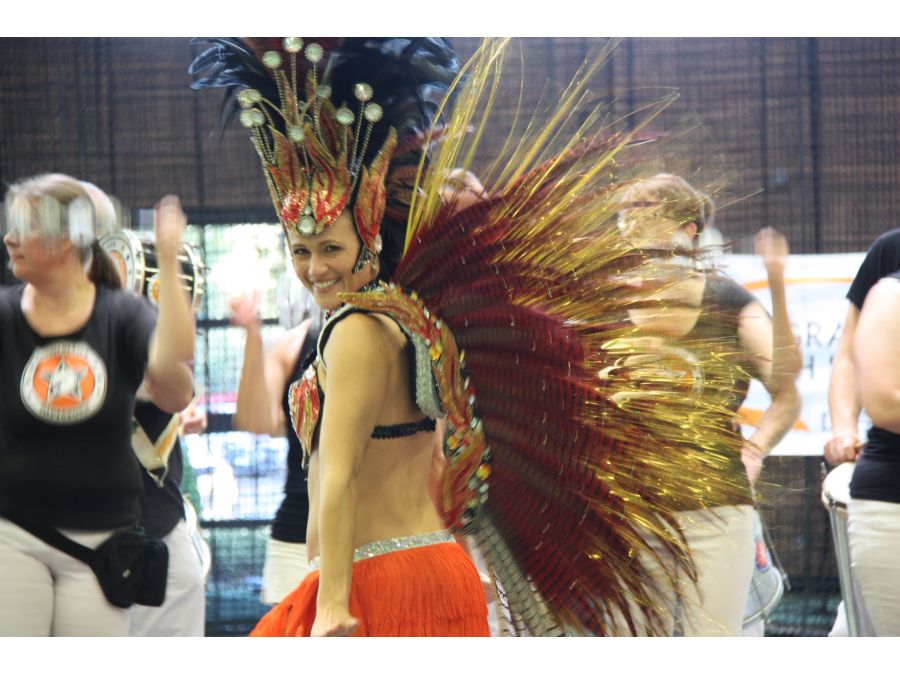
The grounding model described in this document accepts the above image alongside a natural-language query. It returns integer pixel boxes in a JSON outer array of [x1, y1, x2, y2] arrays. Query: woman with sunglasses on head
[[0, 174, 195, 636]]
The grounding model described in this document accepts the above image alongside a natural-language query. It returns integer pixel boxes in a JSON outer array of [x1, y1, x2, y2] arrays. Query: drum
[[821, 461, 861, 636], [743, 508, 787, 629], [100, 229, 204, 313]]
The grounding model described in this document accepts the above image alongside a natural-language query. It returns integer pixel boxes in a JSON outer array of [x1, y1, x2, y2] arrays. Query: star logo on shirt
[[41, 357, 88, 405], [20, 341, 107, 424]]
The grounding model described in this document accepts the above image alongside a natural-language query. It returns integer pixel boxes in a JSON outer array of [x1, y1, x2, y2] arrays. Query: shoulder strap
[[317, 305, 371, 366], [8, 517, 95, 564]]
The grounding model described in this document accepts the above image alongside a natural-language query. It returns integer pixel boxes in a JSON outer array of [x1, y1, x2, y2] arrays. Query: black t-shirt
[[134, 400, 186, 539], [680, 273, 757, 508], [0, 284, 156, 529], [850, 270, 900, 504], [271, 327, 318, 543], [687, 275, 758, 413], [846, 228, 900, 309]]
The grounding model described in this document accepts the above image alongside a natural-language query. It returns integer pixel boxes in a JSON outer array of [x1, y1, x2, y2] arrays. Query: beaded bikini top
[[287, 294, 441, 468]]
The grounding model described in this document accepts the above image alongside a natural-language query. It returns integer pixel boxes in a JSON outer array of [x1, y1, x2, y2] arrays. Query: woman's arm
[[737, 298, 802, 488], [825, 304, 864, 464], [230, 291, 310, 436], [144, 196, 195, 413], [854, 277, 900, 434], [754, 228, 803, 387], [312, 313, 391, 637]]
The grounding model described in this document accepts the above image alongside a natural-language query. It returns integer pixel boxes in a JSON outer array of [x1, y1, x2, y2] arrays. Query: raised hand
[[754, 227, 789, 276], [154, 195, 187, 263], [229, 290, 262, 330]]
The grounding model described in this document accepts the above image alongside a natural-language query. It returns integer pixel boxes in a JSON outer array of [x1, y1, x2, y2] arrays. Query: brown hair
[[5, 173, 122, 288], [618, 173, 714, 233], [86, 240, 123, 289]]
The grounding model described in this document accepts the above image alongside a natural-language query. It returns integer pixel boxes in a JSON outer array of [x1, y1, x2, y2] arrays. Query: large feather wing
[[349, 38, 749, 636]]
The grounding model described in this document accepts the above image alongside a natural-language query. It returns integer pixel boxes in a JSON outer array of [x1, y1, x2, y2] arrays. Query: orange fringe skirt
[[250, 534, 490, 637]]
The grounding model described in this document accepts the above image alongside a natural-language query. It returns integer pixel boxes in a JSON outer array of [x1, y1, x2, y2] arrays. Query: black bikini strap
[[371, 417, 437, 439]]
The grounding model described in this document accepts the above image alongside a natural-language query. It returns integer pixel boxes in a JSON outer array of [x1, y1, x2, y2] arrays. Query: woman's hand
[[310, 605, 359, 637], [229, 291, 261, 330], [179, 401, 208, 435], [154, 195, 187, 263], [754, 227, 789, 277]]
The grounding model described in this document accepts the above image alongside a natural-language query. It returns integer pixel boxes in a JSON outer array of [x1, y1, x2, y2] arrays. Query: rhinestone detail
[[308, 530, 454, 570]]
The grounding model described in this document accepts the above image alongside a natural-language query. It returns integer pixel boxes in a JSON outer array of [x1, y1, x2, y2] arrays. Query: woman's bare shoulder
[[323, 312, 395, 369]]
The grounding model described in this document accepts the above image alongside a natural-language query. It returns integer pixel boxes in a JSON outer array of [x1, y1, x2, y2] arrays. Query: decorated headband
[[230, 39, 396, 270]]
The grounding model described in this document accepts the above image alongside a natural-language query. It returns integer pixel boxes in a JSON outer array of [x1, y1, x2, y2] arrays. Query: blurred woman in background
[[0, 174, 195, 636], [614, 173, 802, 636]]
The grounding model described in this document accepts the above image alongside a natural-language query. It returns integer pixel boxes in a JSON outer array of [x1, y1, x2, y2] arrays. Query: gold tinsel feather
[[348, 38, 753, 636]]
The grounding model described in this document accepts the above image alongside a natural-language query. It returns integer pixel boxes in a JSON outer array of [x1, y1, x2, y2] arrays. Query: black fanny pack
[[12, 519, 168, 609]]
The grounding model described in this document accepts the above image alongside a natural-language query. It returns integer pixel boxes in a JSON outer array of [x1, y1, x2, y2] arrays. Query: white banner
[[722, 252, 867, 457]]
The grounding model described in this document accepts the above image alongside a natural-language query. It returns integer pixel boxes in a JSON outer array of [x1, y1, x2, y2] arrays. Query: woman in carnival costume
[[191, 37, 752, 637]]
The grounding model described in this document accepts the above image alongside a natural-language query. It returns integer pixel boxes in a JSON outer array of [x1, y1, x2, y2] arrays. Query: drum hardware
[[820, 460, 861, 636], [99, 229, 205, 313]]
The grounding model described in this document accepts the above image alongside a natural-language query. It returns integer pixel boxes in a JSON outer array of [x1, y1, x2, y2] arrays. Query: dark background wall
[[2, 37, 899, 251]]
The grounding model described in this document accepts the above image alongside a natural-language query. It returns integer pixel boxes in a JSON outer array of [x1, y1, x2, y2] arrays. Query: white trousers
[[0, 517, 129, 636], [260, 538, 310, 605], [847, 498, 900, 636], [129, 519, 206, 636], [610, 504, 756, 636]]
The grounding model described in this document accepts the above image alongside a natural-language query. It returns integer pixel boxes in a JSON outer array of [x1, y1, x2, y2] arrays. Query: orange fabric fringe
[[250, 542, 490, 637]]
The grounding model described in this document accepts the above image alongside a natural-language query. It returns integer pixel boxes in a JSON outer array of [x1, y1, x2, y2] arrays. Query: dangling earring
[[352, 246, 372, 274], [352, 234, 382, 276]]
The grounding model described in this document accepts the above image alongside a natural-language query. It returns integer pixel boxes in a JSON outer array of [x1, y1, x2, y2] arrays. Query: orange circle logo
[[20, 342, 107, 424]]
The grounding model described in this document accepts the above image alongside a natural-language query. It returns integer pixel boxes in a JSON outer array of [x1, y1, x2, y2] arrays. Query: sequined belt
[[308, 530, 454, 571]]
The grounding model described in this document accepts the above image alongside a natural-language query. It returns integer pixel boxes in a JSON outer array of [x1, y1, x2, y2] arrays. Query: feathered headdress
[[189, 37, 459, 273]]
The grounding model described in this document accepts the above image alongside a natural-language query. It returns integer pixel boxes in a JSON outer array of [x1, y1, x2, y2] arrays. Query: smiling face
[[285, 210, 377, 312]]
